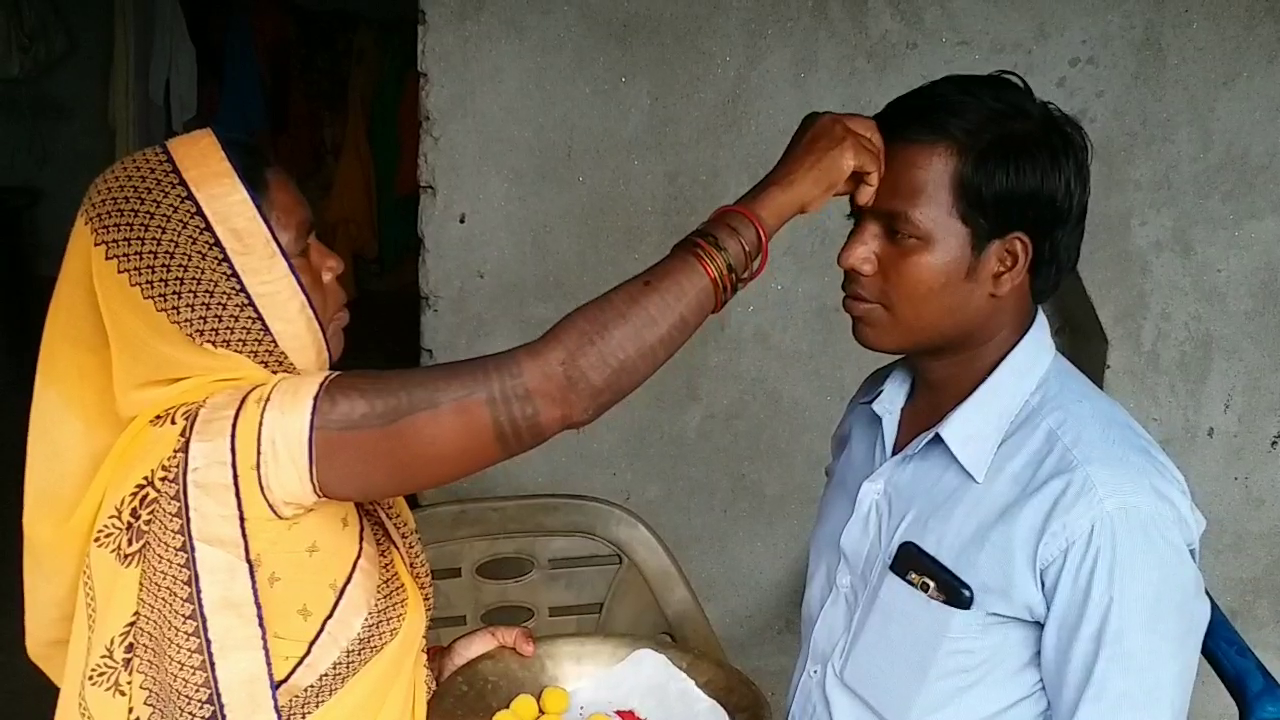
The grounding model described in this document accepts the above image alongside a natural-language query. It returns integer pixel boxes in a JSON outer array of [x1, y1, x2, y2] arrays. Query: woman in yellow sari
[[24, 116, 883, 719]]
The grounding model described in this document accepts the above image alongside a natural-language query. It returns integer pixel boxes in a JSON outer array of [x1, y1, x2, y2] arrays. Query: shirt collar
[[854, 309, 1058, 483], [853, 361, 911, 411]]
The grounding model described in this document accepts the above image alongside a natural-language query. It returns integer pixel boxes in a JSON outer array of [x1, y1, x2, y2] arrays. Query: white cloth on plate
[[565, 649, 729, 720]]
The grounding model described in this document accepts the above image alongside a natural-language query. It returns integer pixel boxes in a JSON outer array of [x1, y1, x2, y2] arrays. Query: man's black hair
[[873, 70, 1092, 304]]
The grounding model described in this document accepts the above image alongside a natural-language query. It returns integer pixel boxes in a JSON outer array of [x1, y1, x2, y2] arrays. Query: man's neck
[[905, 305, 1037, 416]]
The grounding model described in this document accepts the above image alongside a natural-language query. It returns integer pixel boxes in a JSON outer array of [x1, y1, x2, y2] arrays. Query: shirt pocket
[[837, 567, 980, 719]]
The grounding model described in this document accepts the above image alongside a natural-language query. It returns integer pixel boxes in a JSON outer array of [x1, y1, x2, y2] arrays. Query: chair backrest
[[413, 494, 725, 660], [1203, 594, 1280, 720]]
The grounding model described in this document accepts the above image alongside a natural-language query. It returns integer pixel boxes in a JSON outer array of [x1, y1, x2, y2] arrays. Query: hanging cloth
[[148, 0, 198, 133], [0, 0, 70, 80], [319, 24, 381, 299]]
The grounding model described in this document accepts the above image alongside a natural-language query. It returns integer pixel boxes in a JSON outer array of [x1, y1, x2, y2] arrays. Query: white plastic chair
[[413, 494, 725, 660]]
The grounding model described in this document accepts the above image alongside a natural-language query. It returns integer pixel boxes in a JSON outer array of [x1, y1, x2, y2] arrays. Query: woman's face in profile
[[261, 169, 350, 361]]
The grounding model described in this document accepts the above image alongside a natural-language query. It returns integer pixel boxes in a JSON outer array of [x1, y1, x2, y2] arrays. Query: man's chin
[[850, 319, 905, 356]]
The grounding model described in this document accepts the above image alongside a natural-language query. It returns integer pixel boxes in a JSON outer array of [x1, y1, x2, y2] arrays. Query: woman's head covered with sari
[[24, 129, 434, 719]]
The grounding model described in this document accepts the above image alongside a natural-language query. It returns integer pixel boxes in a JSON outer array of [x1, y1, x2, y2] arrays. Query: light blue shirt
[[787, 311, 1209, 720]]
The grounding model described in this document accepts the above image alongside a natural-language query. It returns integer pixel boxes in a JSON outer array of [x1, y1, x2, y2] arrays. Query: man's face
[[837, 142, 994, 356]]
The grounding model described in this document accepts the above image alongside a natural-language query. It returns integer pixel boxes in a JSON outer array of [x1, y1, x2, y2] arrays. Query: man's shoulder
[[1013, 356, 1203, 542], [1023, 357, 1181, 487]]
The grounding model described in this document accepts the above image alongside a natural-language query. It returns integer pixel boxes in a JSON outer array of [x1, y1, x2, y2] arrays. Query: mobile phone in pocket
[[889, 541, 974, 610]]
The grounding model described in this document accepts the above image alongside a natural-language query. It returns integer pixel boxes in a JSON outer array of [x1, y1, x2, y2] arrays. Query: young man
[[787, 72, 1209, 720]]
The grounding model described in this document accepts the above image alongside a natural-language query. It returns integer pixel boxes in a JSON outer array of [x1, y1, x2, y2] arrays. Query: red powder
[[615, 711, 646, 720]]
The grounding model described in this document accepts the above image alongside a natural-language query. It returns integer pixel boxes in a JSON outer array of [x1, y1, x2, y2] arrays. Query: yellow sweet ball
[[491, 710, 520, 720], [537, 716, 563, 720], [586, 715, 612, 720], [539, 686, 570, 715], [508, 693, 541, 720]]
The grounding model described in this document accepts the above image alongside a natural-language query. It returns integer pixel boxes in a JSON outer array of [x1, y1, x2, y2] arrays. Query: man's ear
[[985, 232, 1032, 297]]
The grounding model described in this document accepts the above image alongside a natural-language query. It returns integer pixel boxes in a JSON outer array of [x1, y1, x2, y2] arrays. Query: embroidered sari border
[[166, 130, 328, 373], [186, 389, 281, 719], [257, 373, 335, 519]]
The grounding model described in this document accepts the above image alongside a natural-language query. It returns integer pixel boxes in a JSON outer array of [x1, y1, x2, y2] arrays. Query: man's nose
[[837, 229, 876, 276]]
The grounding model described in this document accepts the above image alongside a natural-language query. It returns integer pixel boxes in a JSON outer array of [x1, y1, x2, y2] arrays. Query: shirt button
[[867, 481, 883, 498], [809, 666, 820, 678], [837, 573, 851, 590]]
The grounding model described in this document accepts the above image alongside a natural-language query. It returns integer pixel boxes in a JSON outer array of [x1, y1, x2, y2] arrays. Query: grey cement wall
[[418, 2, 1280, 717]]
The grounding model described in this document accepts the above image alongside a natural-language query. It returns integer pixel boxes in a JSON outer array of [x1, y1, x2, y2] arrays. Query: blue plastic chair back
[[1203, 593, 1280, 719]]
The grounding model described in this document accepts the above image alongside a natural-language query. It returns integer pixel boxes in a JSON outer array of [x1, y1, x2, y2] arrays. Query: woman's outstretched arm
[[313, 113, 884, 502]]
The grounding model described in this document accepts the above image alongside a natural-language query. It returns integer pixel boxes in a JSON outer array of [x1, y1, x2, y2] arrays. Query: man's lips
[[842, 286, 880, 314], [842, 284, 879, 303]]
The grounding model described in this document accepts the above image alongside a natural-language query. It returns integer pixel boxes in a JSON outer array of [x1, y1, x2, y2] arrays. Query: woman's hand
[[432, 626, 536, 682], [739, 112, 885, 236]]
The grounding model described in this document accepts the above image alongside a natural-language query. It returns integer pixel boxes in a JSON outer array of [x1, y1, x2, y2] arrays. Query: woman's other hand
[[432, 626, 536, 681], [739, 112, 885, 236]]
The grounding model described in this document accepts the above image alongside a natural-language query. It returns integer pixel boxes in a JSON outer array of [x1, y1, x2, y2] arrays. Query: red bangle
[[711, 205, 769, 282], [689, 244, 724, 312]]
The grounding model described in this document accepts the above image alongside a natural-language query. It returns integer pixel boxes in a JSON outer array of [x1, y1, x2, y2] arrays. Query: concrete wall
[[418, 2, 1280, 717]]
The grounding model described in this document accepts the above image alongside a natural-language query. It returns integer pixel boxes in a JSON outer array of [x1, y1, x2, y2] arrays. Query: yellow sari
[[24, 129, 436, 719]]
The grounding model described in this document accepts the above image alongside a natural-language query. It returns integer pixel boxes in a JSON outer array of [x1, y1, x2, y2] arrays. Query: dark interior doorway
[[1, 0, 421, 715], [182, 0, 424, 370]]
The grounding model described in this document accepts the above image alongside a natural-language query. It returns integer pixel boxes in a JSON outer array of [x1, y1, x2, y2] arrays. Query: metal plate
[[429, 634, 771, 720]]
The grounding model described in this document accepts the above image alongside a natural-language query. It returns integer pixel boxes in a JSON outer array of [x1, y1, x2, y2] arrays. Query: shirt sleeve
[[1040, 506, 1209, 720]]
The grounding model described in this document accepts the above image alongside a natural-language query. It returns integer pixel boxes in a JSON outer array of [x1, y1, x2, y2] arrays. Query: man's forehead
[[874, 144, 956, 207]]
